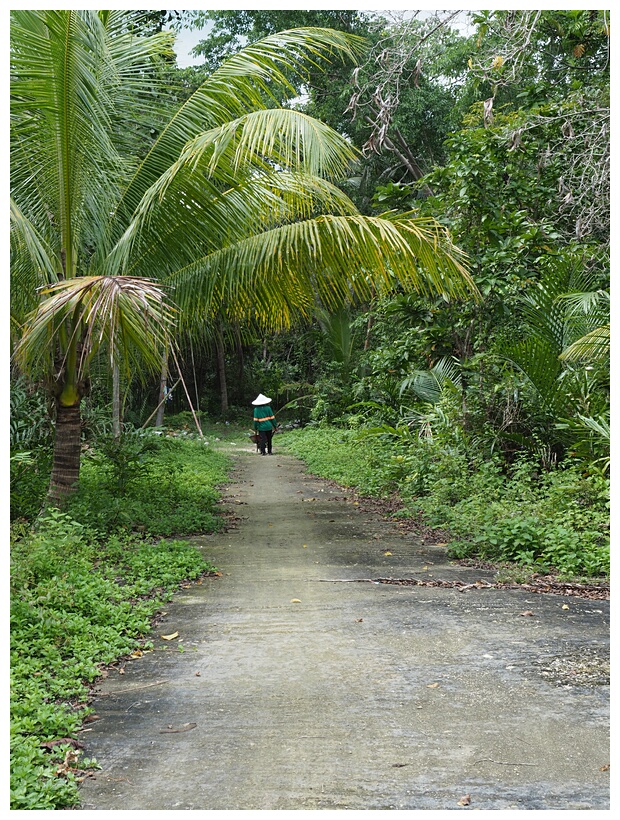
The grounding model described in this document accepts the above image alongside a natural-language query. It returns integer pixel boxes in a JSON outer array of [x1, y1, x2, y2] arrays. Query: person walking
[[252, 394, 278, 455]]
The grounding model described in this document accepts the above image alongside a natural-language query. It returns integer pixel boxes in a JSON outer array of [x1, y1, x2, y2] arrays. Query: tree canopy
[[10, 9, 475, 501]]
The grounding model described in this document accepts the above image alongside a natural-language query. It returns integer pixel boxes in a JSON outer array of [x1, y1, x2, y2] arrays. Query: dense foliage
[[165, 10, 609, 474], [11, 9, 473, 505]]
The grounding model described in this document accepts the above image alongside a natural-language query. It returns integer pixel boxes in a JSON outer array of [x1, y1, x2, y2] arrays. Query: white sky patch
[[171, 22, 213, 68]]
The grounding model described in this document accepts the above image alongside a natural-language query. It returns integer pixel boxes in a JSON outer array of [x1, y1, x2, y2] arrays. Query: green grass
[[280, 427, 399, 496]]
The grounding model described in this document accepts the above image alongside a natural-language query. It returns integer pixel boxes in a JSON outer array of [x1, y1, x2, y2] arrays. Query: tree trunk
[[155, 351, 168, 427], [48, 400, 82, 505], [364, 314, 374, 350], [234, 323, 244, 396], [215, 326, 229, 415], [112, 363, 121, 439]]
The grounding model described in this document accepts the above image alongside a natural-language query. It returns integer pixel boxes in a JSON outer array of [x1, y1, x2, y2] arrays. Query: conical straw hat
[[251, 393, 272, 405]]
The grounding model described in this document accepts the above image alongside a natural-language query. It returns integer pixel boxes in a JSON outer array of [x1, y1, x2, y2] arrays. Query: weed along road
[[79, 447, 610, 811]]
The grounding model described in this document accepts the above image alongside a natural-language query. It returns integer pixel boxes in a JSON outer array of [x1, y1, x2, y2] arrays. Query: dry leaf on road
[[159, 723, 197, 734]]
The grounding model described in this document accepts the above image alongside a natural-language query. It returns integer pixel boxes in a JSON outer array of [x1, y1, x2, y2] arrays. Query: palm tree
[[11, 10, 477, 504]]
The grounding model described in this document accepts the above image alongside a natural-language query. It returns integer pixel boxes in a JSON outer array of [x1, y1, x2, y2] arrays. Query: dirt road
[[79, 447, 610, 810]]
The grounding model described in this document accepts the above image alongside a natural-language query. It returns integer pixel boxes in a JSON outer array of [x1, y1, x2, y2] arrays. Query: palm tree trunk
[[48, 400, 82, 505]]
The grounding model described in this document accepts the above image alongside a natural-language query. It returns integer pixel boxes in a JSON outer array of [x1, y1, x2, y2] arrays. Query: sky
[[168, 6, 481, 68], [171, 21, 212, 68]]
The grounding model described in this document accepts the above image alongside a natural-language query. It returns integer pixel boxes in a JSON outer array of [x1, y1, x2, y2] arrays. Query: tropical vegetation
[[10, 8, 610, 810], [11, 9, 474, 505]]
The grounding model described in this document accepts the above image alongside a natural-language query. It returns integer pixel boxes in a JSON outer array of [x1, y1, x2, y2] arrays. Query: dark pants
[[259, 429, 274, 454]]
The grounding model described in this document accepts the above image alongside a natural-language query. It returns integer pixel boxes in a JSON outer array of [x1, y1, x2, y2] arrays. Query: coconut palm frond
[[10, 10, 171, 275], [218, 27, 366, 89], [15, 276, 176, 382], [181, 109, 359, 179], [116, 169, 360, 280], [114, 28, 365, 225], [162, 213, 475, 331], [123, 109, 360, 235], [10, 198, 59, 320]]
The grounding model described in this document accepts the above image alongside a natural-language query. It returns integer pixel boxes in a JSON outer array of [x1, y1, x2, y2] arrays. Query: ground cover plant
[[10, 435, 229, 810], [66, 433, 230, 536], [280, 426, 609, 579]]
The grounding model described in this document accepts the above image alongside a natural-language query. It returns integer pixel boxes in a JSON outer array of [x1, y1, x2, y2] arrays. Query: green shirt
[[253, 405, 277, 431]]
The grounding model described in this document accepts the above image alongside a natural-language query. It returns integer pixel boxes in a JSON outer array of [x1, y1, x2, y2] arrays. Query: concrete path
[[79, 447, 610, 811]]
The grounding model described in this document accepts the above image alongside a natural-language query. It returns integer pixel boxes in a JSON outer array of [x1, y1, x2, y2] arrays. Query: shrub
[[10, 448, 53, 522]]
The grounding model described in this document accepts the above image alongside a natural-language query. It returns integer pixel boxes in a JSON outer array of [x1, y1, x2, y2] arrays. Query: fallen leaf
[[600, 764, 610, 771], [423, 565, 429, 571], [562, 604, 570, 610], [435, 542, 448, 547], [160, 632, 179, 641], [159, 723, 197, 734], [290, 598, 302, 603], [457, 794, 471, 806], [40, 738, 85, 751], [356, 618, 364, 623], [130, 649, 143, 658], [384, 551, 392, 556], [82, 714, 100, 724], [427, 682, 440, 689], [55, 749, 80, 776], [195, 672, 201, 676], [392, 763, 409, 768], [118, 667, 125, 674], [520, 610, 534, 617]]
